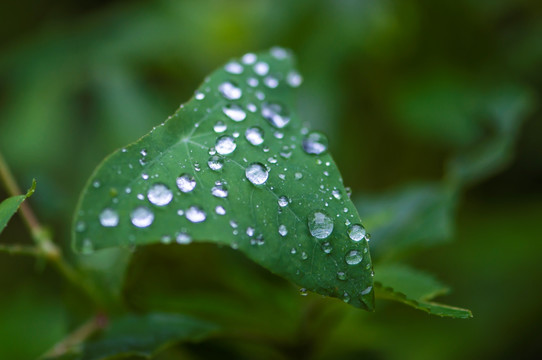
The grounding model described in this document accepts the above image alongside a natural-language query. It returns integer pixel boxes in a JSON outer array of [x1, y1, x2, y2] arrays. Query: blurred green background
[[1, 0, 541, 359]]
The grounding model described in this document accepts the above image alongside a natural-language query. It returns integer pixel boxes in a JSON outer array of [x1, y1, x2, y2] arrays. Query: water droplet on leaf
[[131, 207, 154, 228], [99, 208, 119, 227], [308, 211, 334, 239], [246, 163, 269, 185], [303, 132, 328, 155], [147, 183, 173, 206]]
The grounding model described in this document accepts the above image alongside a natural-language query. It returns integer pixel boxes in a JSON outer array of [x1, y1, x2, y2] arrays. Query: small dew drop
[[147, 183, 173, 206], [99, 208, 119, 227], [308, 211, 334, 239], [245, 162, 269, 185], [345, 250, 363, 265], [214, 121, 227, 133], [261, 102, 290, 128], [278, 224, 288, 237], [225, 61, 243, 74], [215, 135, 237, 155], [131, 207, 154, 228], [348, 224, 366, 242], [287, 71, 303, 87], [211, 184, 228, 198], [208, 155, 224, 171], [242, 53, 257, 65], [186, 206, 206, 223], [253, 61, 269, 76], [215, 205, 226, 215], [303, 132, 328, 155], [176, 232, 192, 244], [176, 174, 196, 193], [245, 127, 264, 146], [223, 104, 246, 122], [264, 76, 279, 88], [218, 81, 242, 100], [337, 271, 347, 281], [278, 196, 289, 207]]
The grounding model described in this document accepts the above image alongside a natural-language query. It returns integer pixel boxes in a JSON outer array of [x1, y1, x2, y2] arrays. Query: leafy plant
[[1, 48, 501, 360]]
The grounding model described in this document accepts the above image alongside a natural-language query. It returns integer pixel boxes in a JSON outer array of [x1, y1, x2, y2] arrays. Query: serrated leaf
[[355, 183, 456, 257], [45, 313, 217, 360], [72, 49, 374, 310], [0, 179, 36, 236], [374, 264, 472, 319]]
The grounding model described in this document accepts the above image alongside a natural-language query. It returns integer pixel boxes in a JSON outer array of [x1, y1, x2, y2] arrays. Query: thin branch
[[0, 151, 42, 234], [41, 313, 109, 359], [0, 244, 41, 257], [0, 149, 105, 308]]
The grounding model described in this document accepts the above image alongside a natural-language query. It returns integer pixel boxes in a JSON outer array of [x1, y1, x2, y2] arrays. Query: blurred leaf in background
[[1, 0, 542, 359]]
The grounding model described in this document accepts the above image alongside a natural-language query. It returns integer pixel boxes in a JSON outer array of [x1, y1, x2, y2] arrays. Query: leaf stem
[[0, 150, 104, 308], [0, 243, 41, 256], [0, 151, 42, 235], [41, 312, 109, 359]]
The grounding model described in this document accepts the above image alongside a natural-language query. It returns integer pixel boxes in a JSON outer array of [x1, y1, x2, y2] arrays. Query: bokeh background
[[1, 0, 541, 359]]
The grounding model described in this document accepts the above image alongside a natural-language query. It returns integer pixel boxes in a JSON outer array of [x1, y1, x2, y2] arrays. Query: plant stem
[[0, 151, 42, 235], [0, 150, 104, 307], [0, 243, 41, 256], [42, 313, 109, 358]]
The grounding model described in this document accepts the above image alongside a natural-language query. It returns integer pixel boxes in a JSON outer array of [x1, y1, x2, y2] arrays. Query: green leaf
[[356, 183, 456, 257], [446, 85, 534, 187], [47, 313, 217, 360], [374, 264, 472, 319], [0, 179, 36, 236], [72, 49, 374, 310]]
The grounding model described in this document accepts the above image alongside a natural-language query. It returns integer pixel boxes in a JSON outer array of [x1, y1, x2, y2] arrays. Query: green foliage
[[0, 179, 35, 235], [356, 183, 455, 257], [72, 49, 374, 311], [374, 264, 472, 319], [51, 313, 218, 360]]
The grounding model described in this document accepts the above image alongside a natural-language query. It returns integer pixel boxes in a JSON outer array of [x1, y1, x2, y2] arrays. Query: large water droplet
[[245, 127, 264, 146], [308, 211, 334, 239], [208, 155, 224, 171], [186, 206, 206, 223], [216, 135, 237, 155], [303, 132, 328, 155], [348, 224, 366, 242], [246, 163, 269, 185], [131, 207, 154, 228], [147, 183, 173, 206], [211, 184, 228, 198], [261, 102, 290, 128], [345, 250, 362, 265], [223, 104, 246, 122], [218, 81, 242, 100], [176, 174, 196, 193], [99, 208, 119, 227]]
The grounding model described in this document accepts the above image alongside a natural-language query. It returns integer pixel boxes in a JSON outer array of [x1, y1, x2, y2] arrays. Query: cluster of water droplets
[[80, 48, 372, 306]]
